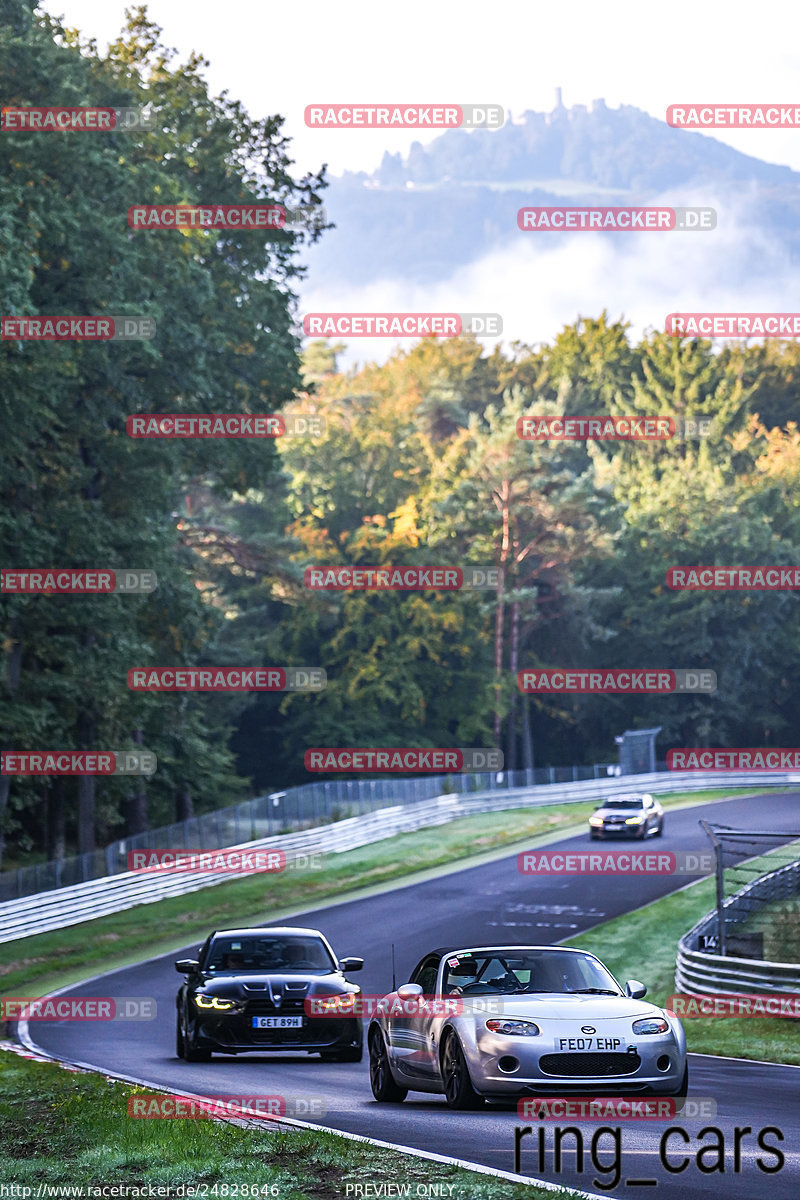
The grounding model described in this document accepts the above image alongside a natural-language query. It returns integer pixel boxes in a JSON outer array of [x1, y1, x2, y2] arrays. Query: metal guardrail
[[0, 761, 624, 902], [676, 855, 800, 994], [4, 769, 798, 945]]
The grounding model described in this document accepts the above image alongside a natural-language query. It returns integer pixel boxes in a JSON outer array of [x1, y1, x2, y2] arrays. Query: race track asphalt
[[23, 791, 800, 1199]]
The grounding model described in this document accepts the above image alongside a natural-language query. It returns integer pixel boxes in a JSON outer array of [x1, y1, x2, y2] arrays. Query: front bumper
[[469, 1033, 684, 1096], [194, 1014, 362, 1053], [591, 823, 647, 839]]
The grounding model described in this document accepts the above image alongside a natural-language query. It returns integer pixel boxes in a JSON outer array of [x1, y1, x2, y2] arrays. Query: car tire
[[441, 1031, 484, 1110], [369, 1029, 407, 1102], [656, 818, 664, 836], [321, 1044, 363, 1063], [176, 1011, 185, 1059], [182, 1017, 212, 1062], [667, 1063, 689, 1112], [590, 831, 598, 840]]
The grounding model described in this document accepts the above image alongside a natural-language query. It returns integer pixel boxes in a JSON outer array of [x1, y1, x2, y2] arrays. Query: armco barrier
[[675, 854, 800, 995], [3, 770, 798, 944], [0, 760, 625, 901]]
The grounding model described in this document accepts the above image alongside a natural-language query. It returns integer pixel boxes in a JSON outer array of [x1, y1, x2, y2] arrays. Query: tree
[[0, 5, 326, 864]]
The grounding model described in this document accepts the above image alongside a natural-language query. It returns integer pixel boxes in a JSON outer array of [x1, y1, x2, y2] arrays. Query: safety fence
[[3, 768, 796, 943], [0, 760, 627, 902], [675, 842, 800, 995]]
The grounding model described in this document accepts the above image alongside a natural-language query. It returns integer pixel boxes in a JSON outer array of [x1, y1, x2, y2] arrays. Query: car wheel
[[442, 1031, 484, 1110], [176, 1011, 185, 1059], [369, 1029, 407, 1102], [321, 1044, 363, 1063], [183, 1018, 212, 1062], [656, 818, 664, 836], [668, 1063, 689, 1112], [590, 831, 598, 841]]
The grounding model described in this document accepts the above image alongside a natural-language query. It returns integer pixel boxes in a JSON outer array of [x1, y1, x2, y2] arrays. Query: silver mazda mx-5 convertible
[[368, 944, 687, 1109]]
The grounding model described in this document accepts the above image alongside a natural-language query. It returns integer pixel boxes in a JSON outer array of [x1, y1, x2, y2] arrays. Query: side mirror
[[339, 956, 364, 972], [397, 983, 423, 999], [175, 958, 200, 974], [625, 979, 647, 999]]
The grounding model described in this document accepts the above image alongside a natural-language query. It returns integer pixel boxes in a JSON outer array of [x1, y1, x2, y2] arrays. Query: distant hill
[[305, 98, 800, 287]]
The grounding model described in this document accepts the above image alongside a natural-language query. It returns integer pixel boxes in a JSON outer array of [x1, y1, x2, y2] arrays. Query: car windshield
[[606, 798, 644, 809], [442, 950, 622, 996], [204, 936, 336, 973]]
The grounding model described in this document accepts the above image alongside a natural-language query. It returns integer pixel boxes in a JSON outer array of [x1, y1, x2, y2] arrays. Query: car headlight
[[314, 993, 357, 1014], [193, 994, 244, 1012], [632, 1017, 669, 1035], [486, 1019, 541, 1036], [625, 816, 645, 824], [589, 817, 604, 826]]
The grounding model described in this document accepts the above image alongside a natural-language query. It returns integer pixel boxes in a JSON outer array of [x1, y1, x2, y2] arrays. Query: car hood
[[462, 994, 663, 1021], [196, 972, 355, 997]]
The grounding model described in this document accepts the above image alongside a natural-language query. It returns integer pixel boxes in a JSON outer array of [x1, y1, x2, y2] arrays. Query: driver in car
[[283, 943, 315, 969]]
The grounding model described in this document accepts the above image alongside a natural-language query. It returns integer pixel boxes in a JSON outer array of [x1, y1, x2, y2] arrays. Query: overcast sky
[[40, 0, 800, 177], [38, 0, 800, 365]]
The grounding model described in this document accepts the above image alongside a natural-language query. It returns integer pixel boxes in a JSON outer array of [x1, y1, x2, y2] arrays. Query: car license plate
[[557, 1036, 625, 1051], [252, 1016, 303, 1029]]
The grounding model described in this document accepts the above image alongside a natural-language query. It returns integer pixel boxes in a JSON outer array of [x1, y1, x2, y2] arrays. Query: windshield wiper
[[573, 988, 620, 995]]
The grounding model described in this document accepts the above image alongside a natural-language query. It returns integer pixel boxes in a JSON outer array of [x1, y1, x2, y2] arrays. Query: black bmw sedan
[[175, 925, 364, 1062]]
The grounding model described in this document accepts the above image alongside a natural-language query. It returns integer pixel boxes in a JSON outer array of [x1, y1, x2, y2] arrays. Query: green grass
[[1, 786, 795, 1192], [564, 871, 800, 1064], [739, 896, 800, 963], [0, 788, 755, 1000], [0, 1049, 584, 1198], [723, 838, 800, 963]]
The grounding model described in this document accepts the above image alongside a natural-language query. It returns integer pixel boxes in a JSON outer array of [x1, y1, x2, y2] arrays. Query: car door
[[390, 955, 440, 1080]]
